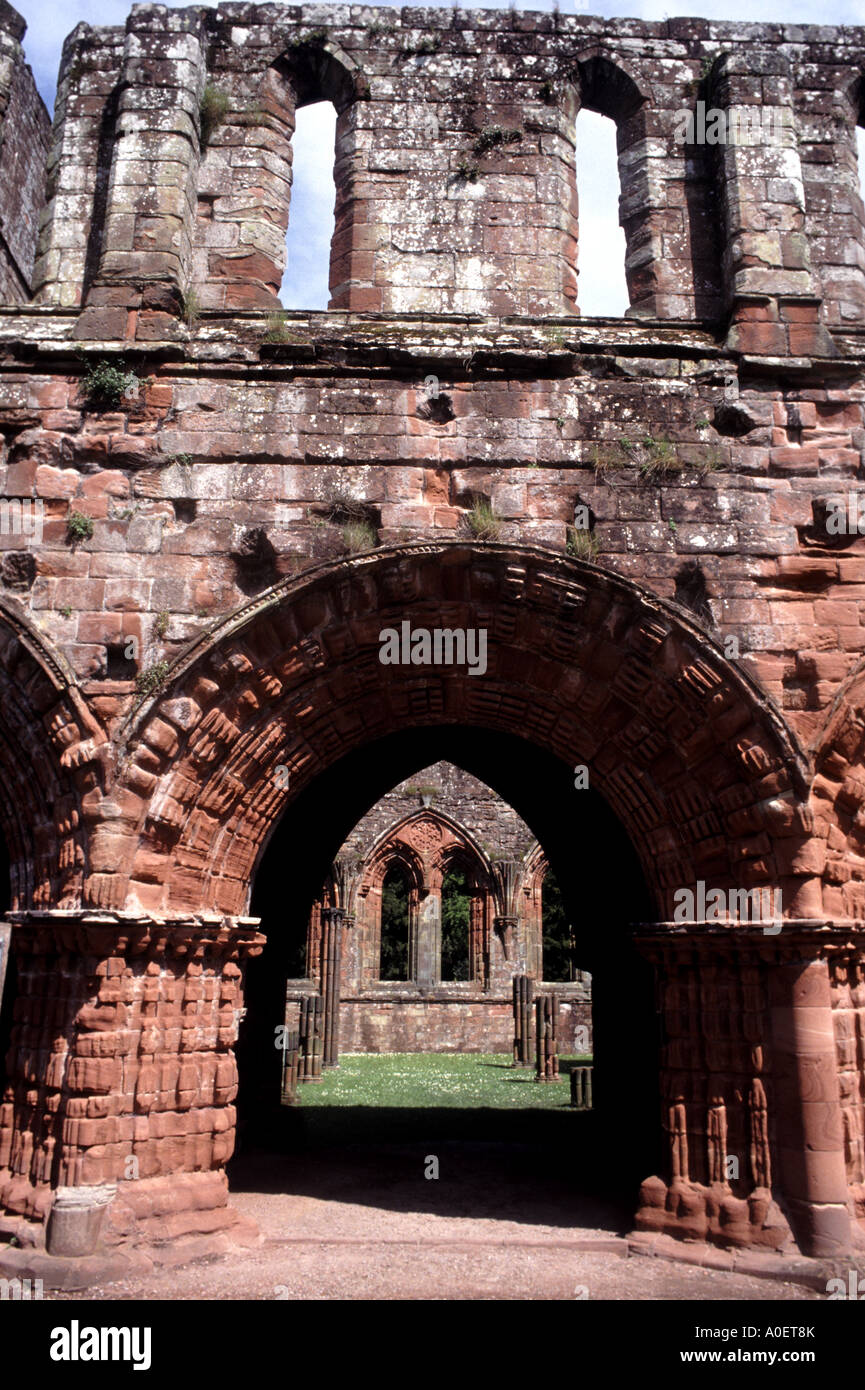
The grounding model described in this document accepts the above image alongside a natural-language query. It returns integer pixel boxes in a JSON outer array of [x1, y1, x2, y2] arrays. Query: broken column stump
[[570, 1065, 593, 1109], [512, 974, 534, 1066], [299, 993, 323, 1082], [535, 993, 561, 1082]]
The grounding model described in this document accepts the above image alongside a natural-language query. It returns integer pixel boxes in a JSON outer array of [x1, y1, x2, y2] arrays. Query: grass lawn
[[298, 1052, 593, 1112]]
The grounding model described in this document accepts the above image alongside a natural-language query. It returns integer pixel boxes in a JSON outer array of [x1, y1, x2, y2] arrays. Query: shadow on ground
[[229, 1093, 635, 1235]]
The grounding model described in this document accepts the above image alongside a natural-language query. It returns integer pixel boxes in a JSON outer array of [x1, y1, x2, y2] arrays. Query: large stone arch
[[108, 542, 811, 922], [9, 543, 861, 1262]]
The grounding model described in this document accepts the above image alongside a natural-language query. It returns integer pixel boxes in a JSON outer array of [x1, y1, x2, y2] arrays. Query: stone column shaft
[[769, 958, 851, 1256], [319, 907, 344, 1068]]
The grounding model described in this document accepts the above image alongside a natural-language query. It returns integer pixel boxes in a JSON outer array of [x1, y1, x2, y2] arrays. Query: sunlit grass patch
[[297, 1052, 593, 1112]]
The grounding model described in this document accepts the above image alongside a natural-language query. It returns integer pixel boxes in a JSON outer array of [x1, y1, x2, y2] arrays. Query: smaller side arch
[[569, 48, 724, 319], [0, 597, 103, 909]]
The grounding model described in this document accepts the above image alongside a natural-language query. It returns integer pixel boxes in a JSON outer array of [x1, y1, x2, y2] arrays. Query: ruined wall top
[[0, 2, 859, 342], [0, 2, 50, 303]]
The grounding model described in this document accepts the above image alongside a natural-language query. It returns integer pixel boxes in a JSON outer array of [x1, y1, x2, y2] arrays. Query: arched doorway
[[86, 541, 831, 1256]]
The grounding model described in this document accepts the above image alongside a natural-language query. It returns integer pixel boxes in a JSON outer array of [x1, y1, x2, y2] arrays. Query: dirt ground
[[53, 1140, 820, 1302]]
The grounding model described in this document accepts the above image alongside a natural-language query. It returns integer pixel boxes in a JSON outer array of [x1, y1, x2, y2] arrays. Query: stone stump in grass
[[535, 994, 561, 1082]]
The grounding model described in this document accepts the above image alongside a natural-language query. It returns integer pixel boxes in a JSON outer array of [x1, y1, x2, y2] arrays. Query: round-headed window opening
[[281, 100, 338, 310], [575, 109, 628, 316]]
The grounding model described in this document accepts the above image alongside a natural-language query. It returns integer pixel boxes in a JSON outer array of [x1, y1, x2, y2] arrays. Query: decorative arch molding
[[361, 805, 495, 894], [522, 840, 549, 898], [0, 597, 103, 908], [352, 806, 496, 989], [520, 841, 548, 979], [362, 831, 427, 899], [108, 541, 812, 922]]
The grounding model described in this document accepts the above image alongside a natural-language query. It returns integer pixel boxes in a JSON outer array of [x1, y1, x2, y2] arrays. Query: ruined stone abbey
[[0, 0, 864, 1273]]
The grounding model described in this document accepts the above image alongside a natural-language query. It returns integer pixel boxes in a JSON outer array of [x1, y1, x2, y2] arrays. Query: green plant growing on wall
[[699, 445, 725, 474], [590, 440, 631, 475], [154, 610, 170, 639], [398, 35, 440, 60], [181, 288, 201, 327], [66, 510, 94, 544], [701, 51, 720, 80], [342, 520, 378, 554], [454, 156, 479, 184], [637, 436, 683, 479], [135, 660, 170, 698], [404, 783, 438, 801], [262, 311, 299, 343], [465, 497, 503, 540], [59, 605, 72, 619], [472, 125, 522, 158], [566, 526, 599, 560], [290, 28, 329, 48], [199, 83, 230, 147], [318, 484, 372, 524], [82, 360, 141, 410]]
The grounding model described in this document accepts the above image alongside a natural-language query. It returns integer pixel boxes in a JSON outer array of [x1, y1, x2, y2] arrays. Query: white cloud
[[281, 103, 337, 310], [575, 110, 628, 316]]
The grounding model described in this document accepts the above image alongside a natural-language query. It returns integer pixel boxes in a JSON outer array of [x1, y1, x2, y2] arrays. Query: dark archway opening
[[236, 723, 659, 1231]]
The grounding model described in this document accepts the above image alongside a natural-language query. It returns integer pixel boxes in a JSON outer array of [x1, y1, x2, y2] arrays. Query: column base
[[634, 1176, 796, 1253], [0, 1170, 260, 1288]]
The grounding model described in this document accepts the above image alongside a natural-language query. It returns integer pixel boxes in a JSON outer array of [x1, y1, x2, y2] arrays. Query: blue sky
[[14, 0, 865, 313]]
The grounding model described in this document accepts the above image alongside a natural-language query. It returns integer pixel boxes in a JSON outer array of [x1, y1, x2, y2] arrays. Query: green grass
[[298, 1052, 592, 1113]]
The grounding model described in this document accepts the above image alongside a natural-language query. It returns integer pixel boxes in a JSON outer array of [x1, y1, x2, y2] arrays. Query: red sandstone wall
[[339, 994, 591, 1055]]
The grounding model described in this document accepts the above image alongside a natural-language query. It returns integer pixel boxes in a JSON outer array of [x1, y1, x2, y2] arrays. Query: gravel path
[[52, 1140, 819, 1302]]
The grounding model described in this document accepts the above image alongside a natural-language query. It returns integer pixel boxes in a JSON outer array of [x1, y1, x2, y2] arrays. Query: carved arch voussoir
[[112, 544, 811, 921]]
